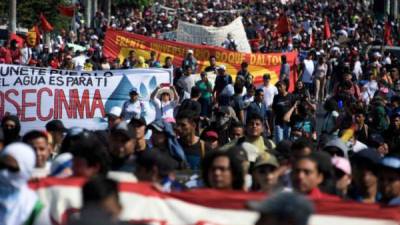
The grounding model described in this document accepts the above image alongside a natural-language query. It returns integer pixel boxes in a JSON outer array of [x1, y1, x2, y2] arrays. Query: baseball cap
[[204, 131, 218, 140], [46, 120, 67, 132], [110, 126, 134, 140], [248, 192, 314, 224], [218, 65, 226, 71], [331, 156, 351, 175], [351, 148, 381, 165], [187, 49, 194, 54], [148, 120, 166, 132], [129, 117, 147, 127], [380, 156, 400, 170], [129, 87, 138, 95], [253, 152, 279, 169], [106, 106, 122, 118]]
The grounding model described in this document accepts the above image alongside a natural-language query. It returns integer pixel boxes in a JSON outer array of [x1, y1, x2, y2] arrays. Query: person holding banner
[[121, 88, 147, 122], [150, 85, 179, 122]]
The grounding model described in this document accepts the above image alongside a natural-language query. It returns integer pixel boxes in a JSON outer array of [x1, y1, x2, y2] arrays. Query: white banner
[[176, 17, 252, 53], [0, 64, 172, 133], [29, 179, 400, 225]]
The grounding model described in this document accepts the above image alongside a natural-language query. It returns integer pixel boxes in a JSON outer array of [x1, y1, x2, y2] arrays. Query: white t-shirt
[[20, 47, 32, 65], [302, 59, 315, 83], [72, 54, 87, 71], [152, 98, 178, 120], [262, 85, 278, 108], [353, 61, 363, 80]]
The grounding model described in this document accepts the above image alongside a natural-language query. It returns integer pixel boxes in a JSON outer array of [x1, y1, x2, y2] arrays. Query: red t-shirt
[[0, 47, 13, 64]]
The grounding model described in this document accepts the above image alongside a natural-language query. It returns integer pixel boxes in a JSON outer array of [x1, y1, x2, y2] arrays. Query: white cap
[[373, 52, 382, 58], [107, 106, 122, 117], [218, 64, 226, 70], [166, 24, 172, 28], [187, 49, 194, 54], [90, 35, 98, 40]]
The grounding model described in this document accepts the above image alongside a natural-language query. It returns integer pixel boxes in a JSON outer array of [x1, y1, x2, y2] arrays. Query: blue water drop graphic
[[149, 76, 157, 90], [140, 82, 148, 99], [104, 74, 135, 113]]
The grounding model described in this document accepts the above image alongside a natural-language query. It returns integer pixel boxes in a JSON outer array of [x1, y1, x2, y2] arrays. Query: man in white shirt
[[72, 50, 87, 71], [261, 74, 278, 133], [261, 74, 278, 108], [20, 42, 32, 65], [221, 33, 238, 51], [352, 55, 363, 80], [300, 53, 315, 95]]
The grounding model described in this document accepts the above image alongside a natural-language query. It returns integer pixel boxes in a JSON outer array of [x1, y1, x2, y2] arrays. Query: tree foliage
[[112, 0, 154, 9], [1, 0, 71, 31]]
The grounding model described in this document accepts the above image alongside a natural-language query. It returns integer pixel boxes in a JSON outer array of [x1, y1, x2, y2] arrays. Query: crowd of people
[[1, 0, 400, 224]]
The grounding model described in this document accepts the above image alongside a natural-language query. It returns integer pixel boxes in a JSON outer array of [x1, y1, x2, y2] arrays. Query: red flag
[[324, 17, 331, 39], [276, 15, 290, 34], [9, 33, 24, 47], [384, 21, 393, 46], [58, 5, 75, 17], [34, 25, 41, 44], [40, 13, 54, 32]]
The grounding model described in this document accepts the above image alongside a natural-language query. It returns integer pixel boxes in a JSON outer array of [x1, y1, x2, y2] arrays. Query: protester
[[135, 150, 184, 192], [106, 106, 125, 130], [249, 192, 314, 225], [196, 72, 213, 118], [22, 130, 52, 178], [272, 81, 294, 143], [121, 88, 147, 121], [202, 149, 244, 190], [1, 115, 21, 146], [128, 117, 151, 154], [45, 120, 66, 155], [332, 156, 352, 198], [68, 177, 122, 225], [379, 156, 400, 205], [0, 143, 47, 225], [176, 110, 206, 171], [349, 148, 382, 203], [67, 129, 110, 177], [148, 119, 186, 168], [292, 152, 337, 198], [3, 0, 400, 222], [251, 152, 280, 193], [150, 85, 179, 121]]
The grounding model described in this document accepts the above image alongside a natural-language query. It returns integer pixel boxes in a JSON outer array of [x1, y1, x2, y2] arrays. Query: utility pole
[[106, 0, 111, 23], [85, 0, 91, 28], [9, 0, 16, 33], [92, 0, 98, 18]]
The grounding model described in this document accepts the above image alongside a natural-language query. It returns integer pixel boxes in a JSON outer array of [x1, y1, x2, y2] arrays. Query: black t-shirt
[[214, 74, 233, 94], [178, 99, 201, 117], [272, 93, 295, 125], [204, 65, 217, 73]]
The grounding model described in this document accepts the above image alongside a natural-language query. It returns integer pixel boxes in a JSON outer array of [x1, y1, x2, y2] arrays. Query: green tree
[[0, 0, 71, 31], [112, 0, 154, 9]]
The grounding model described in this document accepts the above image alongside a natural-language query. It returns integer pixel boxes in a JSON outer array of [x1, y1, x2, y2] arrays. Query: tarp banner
[[103, 29, 298, 86], [176, 17, 252, 53], [29, 178, 400, 225], [0, 64, 172, 133]]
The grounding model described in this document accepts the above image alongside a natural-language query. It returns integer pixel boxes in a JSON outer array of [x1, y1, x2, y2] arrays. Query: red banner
[[29, 178, 400, 225], [103, 29, 298, 87]]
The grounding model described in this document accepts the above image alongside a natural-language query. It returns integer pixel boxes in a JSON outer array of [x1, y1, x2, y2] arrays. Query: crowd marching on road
[[1, 0, 400, 224]]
